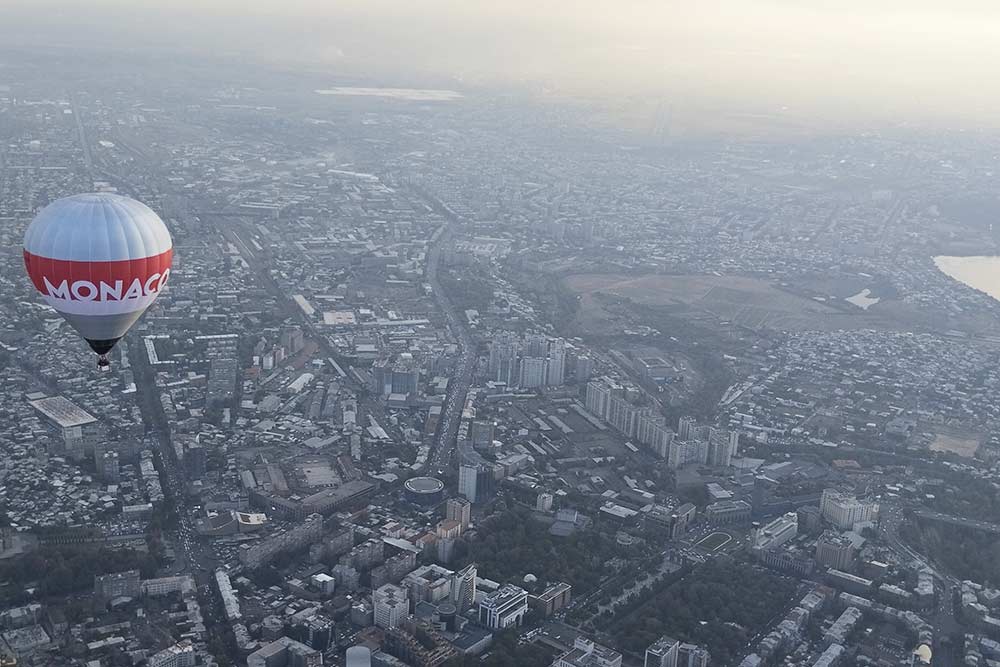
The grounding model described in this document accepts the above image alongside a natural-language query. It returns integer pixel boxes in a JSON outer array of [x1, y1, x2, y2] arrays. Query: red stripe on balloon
[[23, 248, 173, 297]]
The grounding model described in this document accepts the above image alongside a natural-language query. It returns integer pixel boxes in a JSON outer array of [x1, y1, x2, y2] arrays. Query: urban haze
[[0, 2, 999, 667]]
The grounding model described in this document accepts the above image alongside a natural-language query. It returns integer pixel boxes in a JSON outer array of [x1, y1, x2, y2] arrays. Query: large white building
[[149, 641, 196, 667], [636, 411, 674, 458], [753, 512, 799, 551], [489, 332, 569, 389], [374, 583, 410, 630], [29, 395, 103, 461], [445, 497, 471, 530], [546, 339, 566, 386], [488, 332, 519, 385], [666, 439, 708, 470], [555, 636, 622, 667], [820, 489, 879, 530], [707, 427, 737, 467], [451, 564, 477, 612], [478, 584, 528, 630], [402, 564, 453, 604], [677, 416, 697, 441], [585, 377, 621, 420], [458, 465, 478, 503], [645, 636, 710, 667], [519, 356, 547, 389]]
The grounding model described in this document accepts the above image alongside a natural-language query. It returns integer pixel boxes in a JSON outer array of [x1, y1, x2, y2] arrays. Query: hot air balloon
[[23, 193, 173, 370]]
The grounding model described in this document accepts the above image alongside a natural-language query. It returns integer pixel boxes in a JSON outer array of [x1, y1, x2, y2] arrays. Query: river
[[934, 255, 1000, 301]]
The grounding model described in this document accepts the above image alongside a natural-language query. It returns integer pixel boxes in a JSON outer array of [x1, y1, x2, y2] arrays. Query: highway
[[914, 509, 1000, 536], [421, 206, 477, 475], [880, 502, 962, 666], [130, 339, 220, 581]]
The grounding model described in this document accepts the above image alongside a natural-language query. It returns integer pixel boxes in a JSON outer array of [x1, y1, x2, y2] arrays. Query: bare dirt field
[[564, 273, 911, 333], [930, 432, 981, 458]]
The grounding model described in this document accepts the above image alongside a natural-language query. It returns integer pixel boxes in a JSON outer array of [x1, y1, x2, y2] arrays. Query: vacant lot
[[564, 273, 908, 333], [930, 431, 980, 458]]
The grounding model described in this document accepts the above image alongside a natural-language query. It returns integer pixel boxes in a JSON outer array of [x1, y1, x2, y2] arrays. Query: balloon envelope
[[23, 193, 173, 356]]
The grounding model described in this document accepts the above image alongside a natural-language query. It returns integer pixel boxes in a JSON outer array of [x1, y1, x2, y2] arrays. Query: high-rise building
[[820, 489, 879, 530], [636, 411, 674, 458], [99, 451, 121, 484], [518, 357, 546, 389], [374, 583, 410, 630], [390, 354, 420, 395], [585, 376, 621, 420], [371, 357, 391, 395], [797, 505, 824, 535], [677, 416, 697, 441], [458, 465, 477, 503], [280, 326, 305, 355], [645, 636, 680, 667], [450, 564, 477, 612], [476, 465, 496, 502], [488, 332, 519, 385], [644, 636, 709, 667], [546, 339, 566, 386], [522, 332, 548, 358], [536, 492, 554, 512], [815, 531, 860, 571], [575, 354, 595, 381], [707, 428, 735, 467], [607, 395, 640, 438], [478, 584, 528, 630], [445, 497, 471, 530], [666, 439, 708, 470]]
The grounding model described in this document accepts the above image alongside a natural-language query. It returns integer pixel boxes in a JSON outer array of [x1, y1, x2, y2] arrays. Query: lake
[[845, 288, 880, 310], [934, 255, 1000, 301]]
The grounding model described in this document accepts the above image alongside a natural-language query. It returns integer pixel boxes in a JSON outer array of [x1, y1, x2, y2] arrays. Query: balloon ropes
[[23, 193, 173, 370]]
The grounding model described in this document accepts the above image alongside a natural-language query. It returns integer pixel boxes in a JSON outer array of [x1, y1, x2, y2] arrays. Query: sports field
[[696, 531, 733, 552]]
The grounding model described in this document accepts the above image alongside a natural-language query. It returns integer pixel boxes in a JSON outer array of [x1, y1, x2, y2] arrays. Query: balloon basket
[[97, 355, 111, 371]]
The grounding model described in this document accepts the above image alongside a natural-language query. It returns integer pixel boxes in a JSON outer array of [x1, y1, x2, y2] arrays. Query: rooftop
[[29, 396, 97, 428]]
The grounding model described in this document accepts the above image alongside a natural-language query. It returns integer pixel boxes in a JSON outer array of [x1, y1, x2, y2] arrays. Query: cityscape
[[3, 3, 1000, 667]]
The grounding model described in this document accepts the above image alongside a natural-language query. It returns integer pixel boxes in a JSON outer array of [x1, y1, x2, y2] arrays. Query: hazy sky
[[5, 0, 1000, 127]]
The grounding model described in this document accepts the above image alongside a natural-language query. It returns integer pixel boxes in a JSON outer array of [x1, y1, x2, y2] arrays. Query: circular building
[[437, 602, 458, 631], [404, 476, 445, 506]]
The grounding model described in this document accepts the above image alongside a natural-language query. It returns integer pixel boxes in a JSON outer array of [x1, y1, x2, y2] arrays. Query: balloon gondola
[[23, 193, 173, 370]]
